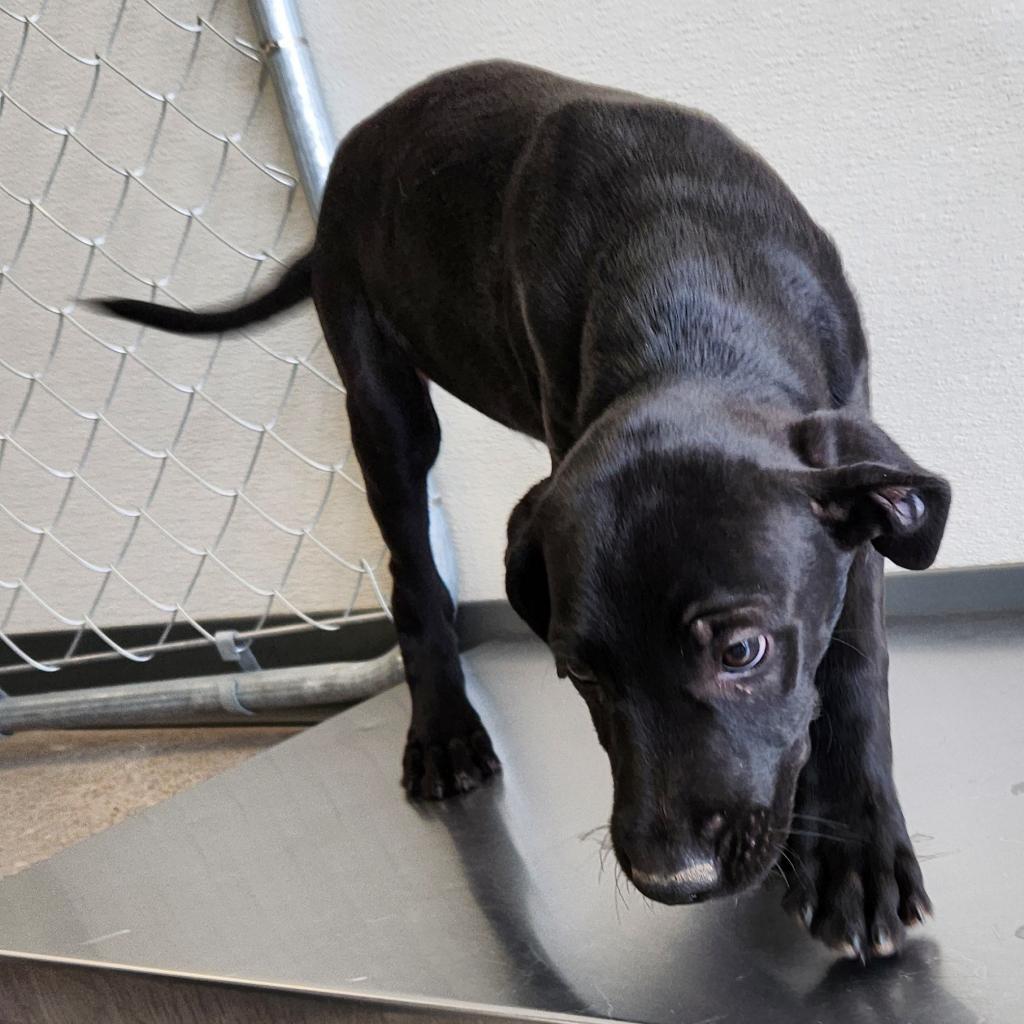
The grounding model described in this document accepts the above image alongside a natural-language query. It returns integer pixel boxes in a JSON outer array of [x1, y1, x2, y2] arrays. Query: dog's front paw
[[401, 713, 502, 800], [781, 801, 931, 961]]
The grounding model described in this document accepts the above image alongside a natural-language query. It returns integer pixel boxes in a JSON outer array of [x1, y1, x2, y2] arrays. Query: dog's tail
[[87, 251, 312, 335]]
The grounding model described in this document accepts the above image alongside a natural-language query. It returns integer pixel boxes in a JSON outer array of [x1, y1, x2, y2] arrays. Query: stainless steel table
[[1, 613, 1022, 1022]]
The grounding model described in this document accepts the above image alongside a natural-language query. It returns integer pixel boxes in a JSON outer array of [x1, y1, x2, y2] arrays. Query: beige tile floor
[[0, 727, 299, 879]]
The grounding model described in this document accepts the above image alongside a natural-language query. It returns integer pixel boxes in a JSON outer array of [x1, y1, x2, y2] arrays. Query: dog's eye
[[721, 634, 769, 672]]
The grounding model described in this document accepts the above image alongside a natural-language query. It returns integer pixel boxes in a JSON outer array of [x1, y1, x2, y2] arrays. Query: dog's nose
[[628, 855, 722, 904]]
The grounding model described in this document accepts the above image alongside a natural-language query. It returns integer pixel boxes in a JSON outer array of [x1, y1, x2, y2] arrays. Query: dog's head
[[505, 390, 949, 904]]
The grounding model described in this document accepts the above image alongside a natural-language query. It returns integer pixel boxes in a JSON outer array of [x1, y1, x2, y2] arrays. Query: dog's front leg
[[783, 546, 931, 959], [313, 279, 500, 799]]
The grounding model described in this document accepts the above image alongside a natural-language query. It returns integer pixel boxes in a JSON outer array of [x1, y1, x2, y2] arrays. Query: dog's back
[[323, 61, 866, 446]]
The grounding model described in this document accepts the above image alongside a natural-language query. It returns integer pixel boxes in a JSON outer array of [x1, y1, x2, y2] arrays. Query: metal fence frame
[[248, 0, 459, 605]]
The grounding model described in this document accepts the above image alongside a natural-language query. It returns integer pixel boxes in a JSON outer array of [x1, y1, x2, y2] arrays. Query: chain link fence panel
[[0, 0, 393, 686]]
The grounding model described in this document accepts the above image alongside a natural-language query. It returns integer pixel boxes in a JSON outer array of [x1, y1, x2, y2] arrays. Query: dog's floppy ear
[[790, 412, 951, 570], [505, 480, 552, 641]]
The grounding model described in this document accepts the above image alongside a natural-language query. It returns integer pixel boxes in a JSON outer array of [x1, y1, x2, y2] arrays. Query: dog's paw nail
[[840, 934, 867, 964], [910, 899, 932, 925], [452, 770, 476, 793], [870, 929, 897, 958]]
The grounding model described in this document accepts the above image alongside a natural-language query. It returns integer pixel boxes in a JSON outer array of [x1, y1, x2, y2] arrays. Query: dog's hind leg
[[311, 271, 501, 800], [782, 546, 930, 959]]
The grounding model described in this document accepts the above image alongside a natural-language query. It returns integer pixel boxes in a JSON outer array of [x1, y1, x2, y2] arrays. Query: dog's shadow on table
[[806, 938, 977, 1024], [409, 781, 596, 1016]]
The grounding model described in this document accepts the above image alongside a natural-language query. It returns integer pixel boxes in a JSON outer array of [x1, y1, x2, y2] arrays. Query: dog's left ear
[[505, 480, 552, 641], [790, 412, 951, 570]]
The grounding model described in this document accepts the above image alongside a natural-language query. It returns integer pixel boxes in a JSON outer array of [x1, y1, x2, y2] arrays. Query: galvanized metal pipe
[[248, 0, 334, 214], [0, 650, 404, 733], [248, 0, 460, 606]]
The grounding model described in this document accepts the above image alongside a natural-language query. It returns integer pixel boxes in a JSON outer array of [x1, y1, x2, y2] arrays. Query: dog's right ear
[[789, 411, 951, 570], [505, 480, 552, 641]]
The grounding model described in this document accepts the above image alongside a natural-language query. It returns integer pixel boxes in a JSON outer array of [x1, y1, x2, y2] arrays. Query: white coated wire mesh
[[0, 0, 390, 680]]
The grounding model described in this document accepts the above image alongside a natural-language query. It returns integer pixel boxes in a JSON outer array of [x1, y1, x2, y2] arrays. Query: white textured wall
[[303, 0, 1024, 601]]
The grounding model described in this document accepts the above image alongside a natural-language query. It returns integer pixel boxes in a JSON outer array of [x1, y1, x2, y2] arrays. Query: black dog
[[92, 61, 950, 960]]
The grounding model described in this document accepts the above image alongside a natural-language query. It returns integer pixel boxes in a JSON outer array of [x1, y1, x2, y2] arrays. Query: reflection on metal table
[[1, 612, 1022, 1022]]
